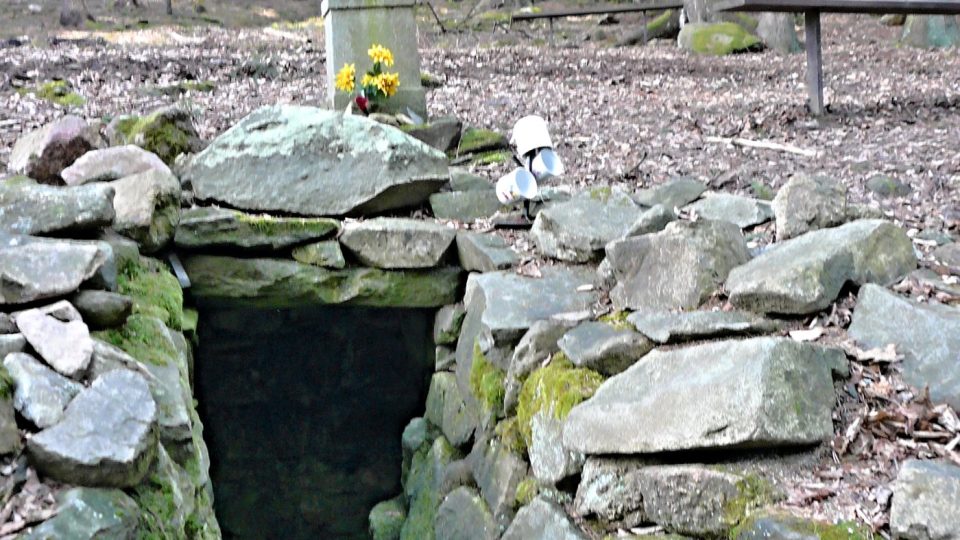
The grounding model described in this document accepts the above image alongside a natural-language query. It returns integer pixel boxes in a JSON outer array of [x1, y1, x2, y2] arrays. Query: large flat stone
[[727, 220, 917, 315], [456, 232, 517, 272], [606, 220, 750, 311], [532, 191, 645, 263], [181, 105, 449, 217], [15, 308, 94, 378], [340, 218, 457, 269], [557, 322, 653, 375], [686, 192, 773, 229], [0, 235, 115, 305], [563, 337, 842, 454], [70, 290, 133, 329], [61, 145, 171, 185], [633, 178, 707, 209], [109, 169, 181, 253], [175, 206, 339, 251], [27, 369, 158, 487], [628, 310, 781, 344], [848, 284, 960, 409], [430, 191, 503, 222], [184, 255, 460, 308], [20, 487, 141, 540], [890, 459, 960, 540], [291, 240, 346, 269], [4, 352, 83, 428], [0, 181, 115, 236]]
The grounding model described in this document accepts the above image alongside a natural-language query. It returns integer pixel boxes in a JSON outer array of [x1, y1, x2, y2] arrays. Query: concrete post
[[322, 0, 428, 118]]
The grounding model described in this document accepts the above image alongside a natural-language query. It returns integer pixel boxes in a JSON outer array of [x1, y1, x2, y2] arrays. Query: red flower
[[355, 95, 369, 115]]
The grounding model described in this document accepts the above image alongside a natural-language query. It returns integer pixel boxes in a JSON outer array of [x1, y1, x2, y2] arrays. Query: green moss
[[688, 22, 761, 56], [723, 474, 777, 532], [495, 417, 526, 453], [18, 81, 85, 107], [589, 186, 613, 202], [514, 478, 539, 507], [455, 128, 508, 155], [598, 310, 632, 330], [118, 256, 184, 330], [133, 470, 178, 540], [516, 356, 604, 448], [646, 9, 676, 35], [0, 366, 14, 400], [94, 315, 177, 366], [750, 181, 776, 201], [113, 112, 192, 165], [730, 513, 876, 540], [235, 212, 339, 238], [470, 342, 506, 421], [2, 175, 36, 187], [471, 150, 512, 165], [420, 72, 443, 89]]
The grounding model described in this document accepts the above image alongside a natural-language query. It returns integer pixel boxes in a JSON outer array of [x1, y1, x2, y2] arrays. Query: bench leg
[[804, 10, 824, 115]]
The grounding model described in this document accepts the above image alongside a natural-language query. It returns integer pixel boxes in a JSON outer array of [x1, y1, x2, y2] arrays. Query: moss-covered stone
[[597, 310, 632, 330], [722, 473, 778, 533], [117, 256, 184, 330], [94, 315, 178, 367], [516, 356, 603, 448], [108, 108, 199, 166], [18, 81, 85, 107], [175, 206, 340, 251], [730, 511, 876, 540], [514, 477, 539, 507], [679, 22, 762, 56], [470, 342, 506, 423], [369, 496, 407, 540], [471, 150, 512, 165], [495, 417, 526, 454], [454, 128, 509, 156], [401, 436, 459, 540]]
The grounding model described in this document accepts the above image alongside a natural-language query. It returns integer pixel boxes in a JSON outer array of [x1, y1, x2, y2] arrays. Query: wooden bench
[[715, 0, 960, 114], [511, 0, 684, 38]]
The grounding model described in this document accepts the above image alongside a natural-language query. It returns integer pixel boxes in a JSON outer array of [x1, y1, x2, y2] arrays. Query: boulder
[[402, 436, 459, 540], [469, 437, 528, 528], [901, 15, 960, 49], [686, 193, 774, 229], [890, 459, 960, 540], [503, 320, 577, 414], [606, 220, 750, 311], [340, 218, 457, 269], [19, 487, 140, 540], [0, 181, 115, 235], [435, 487, 498, 540], [369, 496, 406, 540], [60, 145, 171, 185], [402, 116, 463, 153], [0, 235, 115, 304], [932, 242, 960, 271], [678, 22, 762, 55], [109, 169, 181, 253], [4, 352, 83, 428], [291, 240, 346, 269], [532, 190, 644, 263], [456, 232, 518, 272], [865, 174, 911, 199], [0, 334, 26, 358], [8, 116, 101, 184], [0, 313, 16, 334], [632, 178, 707, 209], [727, 220, 917, 315], [557, 322, 653, 375], [502, 497, 587, 540], [627, 310, 781, 344], [848, 284, 960, 409], [434, 304, 466, 346], [449, 169, 493, 192], [105, 105, 204, 165], [184, 255, 460, 308], [563, 337, 842, 454], [70, 290, 133, 329], [27, 369, 158, 487], [625, 204, 677, 237], [529, 410, 584, 485], [181, 105, 449, 216], [175, 206, 339, 251], [772, 175, 847, 240], [425, 372, 476, 447], [430, 191, 503, 222], [15, 308, 94, 378]]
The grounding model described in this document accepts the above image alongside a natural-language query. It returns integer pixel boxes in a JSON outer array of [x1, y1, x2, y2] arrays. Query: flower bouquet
[[335, 43, 400, 115]]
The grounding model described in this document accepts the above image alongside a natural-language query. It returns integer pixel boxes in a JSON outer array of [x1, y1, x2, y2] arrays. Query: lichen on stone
[[598, 310, 632, 330], [118, 256, 184, 330], [470, 342, 506, 421], [514, 477, 539, 507], [723, 473, 777, 533], [516, 355, 604, 448]]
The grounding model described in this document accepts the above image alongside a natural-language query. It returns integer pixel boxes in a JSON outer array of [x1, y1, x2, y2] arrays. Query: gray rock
[[686, 193, 774, 229], [0, 314, 16, 334], [435, 487, 498, 540], [727, 220, 917, 315], [606, 220, 750, 311], [0, 235, 114, 305], [469, 437, 528, 528], [70, 290, 132, 329], [933, 242, 960, 271], [732, 513, 872, 540], [401, 417, 440, 487], [182, 105, 449, 216], [529, 411, 584, 485], [8, 116, 101, 184], [849, 284, 960, 410], [144, 358, 194, 454], [457, 232, 518, 272], [402, 436, 460, 540], [291, 240, 346, 269], [425, 372, 476, 447], [866, 175, 911, 198], [502, 497, 587, 540], [633, 178, 707, 209], [19, 487, 140, 540], [449, 169, 492, 192], [625, 204, 677, 237], [60, 145, 171, 185], [86, 339, 146, 381], [369, 496, 406, 540], [109, 169, 181, 253], [17, 299, 82, 322], [340, 218, 456, 269], [532, 191, 644, 262], [0, 334, 26, 358], [402, 116, 462, 153], [563, 337, 841, 454], [430, 191, 503, 222], [772, 175, 847, 240], [106, 105, 204, 166], [916, 229, 954, 247], [0, 398, 17, 455], [628, 310, 781, 344], [557, 322, 653, 375], [503, 320, 577, 414], [4, 352, 83, 428], [15, 309, 93, 378], [0, 181, 115, 235], [434, 304, 466, 346], [175, 206, 339, 251], [436, 346, 456, 372], [27, 369, 158, 487], [890, 459, 960, 540]]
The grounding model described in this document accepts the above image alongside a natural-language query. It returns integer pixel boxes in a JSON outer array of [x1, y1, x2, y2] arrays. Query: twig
[[704, 136, 818, 157], [419, 1, 447, 33]]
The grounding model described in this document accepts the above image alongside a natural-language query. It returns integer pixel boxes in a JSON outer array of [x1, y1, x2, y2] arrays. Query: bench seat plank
[[512, 0, 684, 21], [715, 0, 960, 14]]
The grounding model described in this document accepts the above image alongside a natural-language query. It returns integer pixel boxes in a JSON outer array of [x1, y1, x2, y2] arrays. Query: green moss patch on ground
[[17, 80, 85, 107], [516, 355, 604, 448]]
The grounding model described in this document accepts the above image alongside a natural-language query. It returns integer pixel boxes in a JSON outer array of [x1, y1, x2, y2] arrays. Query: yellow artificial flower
[[334, 63, 356, 93], [375, 72, 400, 97], [361, 73, 377, 89], [367, 44, 395, 67]]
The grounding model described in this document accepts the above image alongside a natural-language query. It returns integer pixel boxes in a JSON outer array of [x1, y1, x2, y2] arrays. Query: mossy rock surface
[[732, 511, 876, 540], [454, 128, 509, 156], [117, 256, 184, 330], [470, 342, 507, 425], [369, 496, 406, 540], [17, 81, 85, 107], [516, 356, 603, 450], [107, 106, 202, 165], [175, 206, 340, 251], [678, 22, 762, 55]]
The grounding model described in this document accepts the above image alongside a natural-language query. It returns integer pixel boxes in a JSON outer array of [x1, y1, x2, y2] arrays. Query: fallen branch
[[704, 136, 817, 157]]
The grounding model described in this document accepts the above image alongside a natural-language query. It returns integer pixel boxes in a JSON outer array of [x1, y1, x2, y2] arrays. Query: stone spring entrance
[[193, 299, 435, 539]]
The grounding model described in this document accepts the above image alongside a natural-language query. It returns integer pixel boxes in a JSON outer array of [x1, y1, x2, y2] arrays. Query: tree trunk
[[901, 15, 960, 49], [683, 0, 711, 24], [617, 10, 681, 46], [757, 12, 800, 53], [60, 0, 90, 27], [165, 0, 173, 16]]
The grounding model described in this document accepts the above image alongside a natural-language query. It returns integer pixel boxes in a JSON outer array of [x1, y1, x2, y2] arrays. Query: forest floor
[[1, 1, 959, 536]]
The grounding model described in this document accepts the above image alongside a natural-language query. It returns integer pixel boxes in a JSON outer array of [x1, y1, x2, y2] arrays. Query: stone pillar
[[322, 0, 427, 118]]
